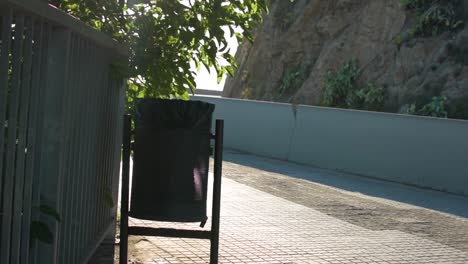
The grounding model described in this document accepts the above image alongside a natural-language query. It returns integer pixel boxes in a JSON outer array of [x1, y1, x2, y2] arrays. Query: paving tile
[[91, 152, 468, 263], [116, 177, 468, 264]]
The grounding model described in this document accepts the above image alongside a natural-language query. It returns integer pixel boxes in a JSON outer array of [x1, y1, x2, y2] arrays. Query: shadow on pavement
[[223, 149, 468, 219]]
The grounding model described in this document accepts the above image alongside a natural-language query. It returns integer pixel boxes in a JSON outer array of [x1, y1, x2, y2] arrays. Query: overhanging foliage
[[50, 0, 268, 109]]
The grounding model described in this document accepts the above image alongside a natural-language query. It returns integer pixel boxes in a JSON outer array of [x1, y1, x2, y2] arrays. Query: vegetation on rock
[[277, 65, 309, 101], [222, 0, 468, 119], [405, 96, 449, 118], [321, 60, 385, 111], [395, 0, 466, 118], [400, 0, 464, 37]]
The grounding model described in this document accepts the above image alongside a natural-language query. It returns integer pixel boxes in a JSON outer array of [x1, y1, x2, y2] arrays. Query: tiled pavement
[[91, 151, 468, 263]]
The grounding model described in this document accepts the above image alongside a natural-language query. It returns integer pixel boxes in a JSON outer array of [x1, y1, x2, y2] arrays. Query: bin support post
[[120, 114, 131, 264], [210, 119, 224, 264], [119, 114, 223, 264]]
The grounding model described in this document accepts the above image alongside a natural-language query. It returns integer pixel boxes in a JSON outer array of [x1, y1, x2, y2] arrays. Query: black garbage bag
[[129, 99, 215, 222]]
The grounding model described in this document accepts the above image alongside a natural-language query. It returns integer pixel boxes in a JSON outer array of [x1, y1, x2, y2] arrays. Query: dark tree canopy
[[49, 0, 268, 109]]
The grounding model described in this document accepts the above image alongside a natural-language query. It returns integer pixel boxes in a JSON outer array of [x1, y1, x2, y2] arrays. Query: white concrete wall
[[195, 96, 295, 159], [192, 96, 468, 196]]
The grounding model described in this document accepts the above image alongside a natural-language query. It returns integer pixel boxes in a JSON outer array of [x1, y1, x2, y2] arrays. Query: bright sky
[[129, 0, 241, 91], [193, 27, 240, 91], [194, 65, 227, 91], [179, 0, 239, 91]]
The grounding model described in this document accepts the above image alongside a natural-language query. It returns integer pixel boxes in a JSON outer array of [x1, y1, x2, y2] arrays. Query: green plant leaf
[[322, 60, 385, 110], [400, 0, 463, 38], [30, 221, 53, 244], [406, 96, 448, 117], [226, 66, 235, 77], [104, 189, 115, 208], [49, 0, 268, 109]]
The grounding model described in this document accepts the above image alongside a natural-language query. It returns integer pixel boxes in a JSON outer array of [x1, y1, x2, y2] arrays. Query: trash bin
[[129, 98, 215, 222]]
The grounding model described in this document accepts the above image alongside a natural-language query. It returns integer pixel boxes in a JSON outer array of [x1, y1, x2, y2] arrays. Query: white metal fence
[[0, 0, 128, 263]]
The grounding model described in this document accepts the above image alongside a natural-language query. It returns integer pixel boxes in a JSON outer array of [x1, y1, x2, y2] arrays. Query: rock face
[[222, 0, 468, 118]]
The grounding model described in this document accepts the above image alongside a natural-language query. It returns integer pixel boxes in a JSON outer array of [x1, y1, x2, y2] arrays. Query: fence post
[[34, 26, 71, 264], [106, 79, 126, 243]]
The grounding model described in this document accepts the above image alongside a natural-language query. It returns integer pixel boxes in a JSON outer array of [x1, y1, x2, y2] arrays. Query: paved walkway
[[91, 150, 468, 263]]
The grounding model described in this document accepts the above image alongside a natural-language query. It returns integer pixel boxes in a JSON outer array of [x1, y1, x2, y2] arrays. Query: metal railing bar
[[75, 34, 88, 264], [105, 77, 118, 225], [0, 13, 25, 264], [106, 75, 125, 248], [82, 43, 95, 253], [81, 40, 96, 256], [91, 41, 103, 257], [56, 31, 77, 264], [93, 44, 106, 253], [0, 7, 13, 209], [90, 44, 104, 247], [119, 114, 131, 264], [29, 22, 51, 264], [128, 227, 211, 239], [98, 59, 112, 234], [67, 36, 86, 264], [55, 28, 73, 264], [34, 25, 71, 264], [10, 15, 34, 263], [75, 38, 95, 262], [109, 78, 122, 219], [53, 28, 74, 263], [103, 81, 114, 226], [63, 32, 81, 264], [210, 120, 224, 264], [20, 19, 44, 264], [105, 73, 116, 225], [93, 51, 104, 239]]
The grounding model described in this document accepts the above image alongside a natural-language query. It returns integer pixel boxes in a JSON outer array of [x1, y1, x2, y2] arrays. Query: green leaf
[[50, 0, 268, 108], [104, 189, 114, 208], [226, 66, 235, 77], [30, 221, 53, 244]]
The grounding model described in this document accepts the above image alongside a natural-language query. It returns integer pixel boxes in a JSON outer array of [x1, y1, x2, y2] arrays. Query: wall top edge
[[192, 96, 468, 124], [2, 0, 130, 58]]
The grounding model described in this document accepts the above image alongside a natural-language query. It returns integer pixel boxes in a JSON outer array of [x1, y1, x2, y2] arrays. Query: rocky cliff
[[222, 0, 468, 118]]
